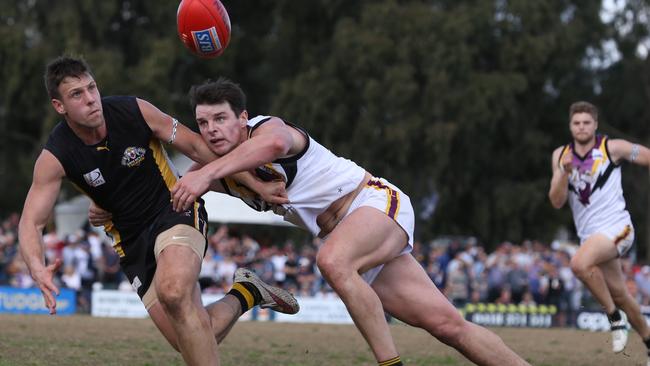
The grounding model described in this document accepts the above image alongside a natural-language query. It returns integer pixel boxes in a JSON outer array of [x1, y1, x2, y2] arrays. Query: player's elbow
[[548, 193, 565, 209], [267, 135, 291, 157]]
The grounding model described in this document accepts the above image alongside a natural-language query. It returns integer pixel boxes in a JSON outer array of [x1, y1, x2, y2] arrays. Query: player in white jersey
[[170, 78, 531, 366], [549, 101, 650, 362]]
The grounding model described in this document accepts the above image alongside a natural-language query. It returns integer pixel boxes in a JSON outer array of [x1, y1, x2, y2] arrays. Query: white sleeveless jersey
[[561, 135, 631, 242], [220, 116, 367, 235]]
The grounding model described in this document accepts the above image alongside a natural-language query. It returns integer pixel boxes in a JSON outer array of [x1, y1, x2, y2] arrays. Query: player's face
[[196, 102, 247, 156], [569, 112, 597, 145], [51, 73, 103, 129]]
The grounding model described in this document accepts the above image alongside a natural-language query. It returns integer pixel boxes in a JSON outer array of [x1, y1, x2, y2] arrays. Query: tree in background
[[1, 0, 648, 256]]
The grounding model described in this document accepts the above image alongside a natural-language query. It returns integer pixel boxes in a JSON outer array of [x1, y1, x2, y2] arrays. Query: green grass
[[1, 315, 648, 365]]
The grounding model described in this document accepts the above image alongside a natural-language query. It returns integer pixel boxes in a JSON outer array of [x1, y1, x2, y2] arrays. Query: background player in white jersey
[[548, 101, 650, 361], [170, 78, 531, 366]]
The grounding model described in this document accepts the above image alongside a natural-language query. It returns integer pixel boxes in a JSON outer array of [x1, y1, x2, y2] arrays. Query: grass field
[[0, 314, 647, 365]]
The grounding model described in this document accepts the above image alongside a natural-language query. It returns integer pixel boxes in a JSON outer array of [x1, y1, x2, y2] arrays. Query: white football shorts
[[344, 176, 415, 284]]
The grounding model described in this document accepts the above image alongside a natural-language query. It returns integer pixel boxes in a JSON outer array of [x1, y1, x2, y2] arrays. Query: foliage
[[1, 0, 649, 253]]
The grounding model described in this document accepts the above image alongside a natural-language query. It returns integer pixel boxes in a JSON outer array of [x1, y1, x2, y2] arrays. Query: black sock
[[607, 309, 622, 322], [378, 356, 403, 366], [227, 282, 262, 313]]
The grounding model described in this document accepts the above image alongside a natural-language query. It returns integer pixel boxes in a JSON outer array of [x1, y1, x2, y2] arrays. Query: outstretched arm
[[171, 117, 296, 211], [548, 146, 571, 209], [182, 162, 288, 204], [18, 150, 65, 314]]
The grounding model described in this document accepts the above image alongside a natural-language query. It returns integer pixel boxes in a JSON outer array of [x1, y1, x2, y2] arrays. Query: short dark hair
[[189, 77, 247, 116], [569, 101, 598, 122], [44, 56, 93, 100]]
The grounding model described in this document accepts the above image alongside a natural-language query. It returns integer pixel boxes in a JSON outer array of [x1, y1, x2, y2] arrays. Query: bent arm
[[548, 147, 569, 209], [18, 150, 65, 274], [200, 117, 294, 181], [170, 118, 294, 211], [137, 98, 217, 165]]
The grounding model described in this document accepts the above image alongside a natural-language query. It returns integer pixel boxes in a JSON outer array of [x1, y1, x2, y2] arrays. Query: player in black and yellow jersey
[[18, 56, 298, 366]]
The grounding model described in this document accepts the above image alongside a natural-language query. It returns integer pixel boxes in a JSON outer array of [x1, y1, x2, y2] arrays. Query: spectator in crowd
[[425, 246, 446, 289], [283, 246, 299, 290], [445, 255, 471, 308], [486, 244, 510, 302], [7, 254, 34, 289], [269, 245, 287, 287], [297, 246, 316, 296], [4, 207, 650, 331], [61, 264, 81, 292], [519, 291, 537, 307], [635, 266, 650, 306], [506, 258, 529, 304], [98, 240, 122, 289]]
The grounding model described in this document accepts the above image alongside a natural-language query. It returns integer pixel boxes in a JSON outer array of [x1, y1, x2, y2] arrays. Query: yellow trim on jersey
[[231, 282, 255, 309], [599, 136, 609, 160], [103, 222, 124, 257], [69, 182, 124, 257], [590, 137, 609, 176], [559, 145, 571, 166], [260, 163, 285, 181], [193, 201, 199, 229], [223, 177, 257, 198], [149, 139, 178, 191]]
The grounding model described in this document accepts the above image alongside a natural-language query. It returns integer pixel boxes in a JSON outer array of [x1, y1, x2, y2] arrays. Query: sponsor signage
[[463, 303, 557, 328], [576, 310, 650, 332], [91, 290, 266, 320], [0, 286, 76, 315]]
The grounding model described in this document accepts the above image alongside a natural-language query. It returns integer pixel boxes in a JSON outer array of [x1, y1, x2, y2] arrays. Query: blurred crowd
[[3, 211, 650, 326]]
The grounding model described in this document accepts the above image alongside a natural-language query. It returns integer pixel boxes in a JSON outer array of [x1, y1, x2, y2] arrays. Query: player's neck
[[573, 136, 597, 156], [241, 125, 250, 143], [67, 120, 107, 145]]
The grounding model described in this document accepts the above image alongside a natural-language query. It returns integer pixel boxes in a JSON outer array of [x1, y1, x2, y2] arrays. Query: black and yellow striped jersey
[[44, 96, 179, 243]]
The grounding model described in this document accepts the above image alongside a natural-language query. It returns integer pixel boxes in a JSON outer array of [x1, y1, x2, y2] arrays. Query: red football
[[177, 0, 231, 58]]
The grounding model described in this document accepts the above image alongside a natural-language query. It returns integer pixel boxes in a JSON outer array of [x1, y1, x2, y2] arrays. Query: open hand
[[32, 258, 62, 315]]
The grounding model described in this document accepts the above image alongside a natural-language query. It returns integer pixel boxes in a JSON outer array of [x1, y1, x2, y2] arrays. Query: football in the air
[[177, 0, 231, 58]]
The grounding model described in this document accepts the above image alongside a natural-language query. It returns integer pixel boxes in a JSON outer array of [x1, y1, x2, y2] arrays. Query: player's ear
[[51, 98, 65, 115], [239, 110, 248, 125]]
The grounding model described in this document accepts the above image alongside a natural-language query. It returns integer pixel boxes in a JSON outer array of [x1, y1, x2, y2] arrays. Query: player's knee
[[428, 317, 466, 347], [316, 252, 348, 287], [157, 280, 190, 314], [570, 257, 589, 278]]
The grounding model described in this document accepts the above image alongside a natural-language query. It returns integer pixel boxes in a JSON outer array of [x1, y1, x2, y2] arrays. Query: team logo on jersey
[[83, 168, 106, 187], [592, 150, 604, 160], [121, 147, 146, 167]]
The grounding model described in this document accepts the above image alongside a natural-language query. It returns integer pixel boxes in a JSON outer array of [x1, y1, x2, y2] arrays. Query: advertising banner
[[0, 286, 76, 315], [463, 303, 557, 328]]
